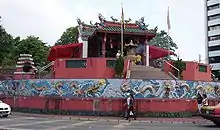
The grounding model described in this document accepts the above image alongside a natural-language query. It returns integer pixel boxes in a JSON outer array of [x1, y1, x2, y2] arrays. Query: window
[[207, 4, 220, 11], [208, 14, 220, 21], [66, 60, 87, 68], [199, 65, 207, 72], [208, 24, 220, 31], [208, 35, 220, 41], [208, 45, 220, 51], [106, 60, 116, 68], [209, 56, 220, 63]]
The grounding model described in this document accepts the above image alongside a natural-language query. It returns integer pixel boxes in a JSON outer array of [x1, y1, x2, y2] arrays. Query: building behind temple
[[204, 0, 220, 75]]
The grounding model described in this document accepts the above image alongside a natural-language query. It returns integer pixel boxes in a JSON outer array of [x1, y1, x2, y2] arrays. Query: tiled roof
[[79, 21, 156, 41], [99, 26, 155, 34]]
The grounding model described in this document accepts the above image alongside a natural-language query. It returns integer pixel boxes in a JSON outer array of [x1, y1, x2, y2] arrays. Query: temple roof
[[77, 14, 158, 41]]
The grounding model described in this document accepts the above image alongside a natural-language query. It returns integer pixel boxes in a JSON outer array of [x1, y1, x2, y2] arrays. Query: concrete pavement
[[0, 113, 218, 130], [12, 112, 211, 124]]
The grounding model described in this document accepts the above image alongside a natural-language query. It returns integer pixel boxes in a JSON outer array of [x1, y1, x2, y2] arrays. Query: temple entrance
[[104, 35, 145, 58]]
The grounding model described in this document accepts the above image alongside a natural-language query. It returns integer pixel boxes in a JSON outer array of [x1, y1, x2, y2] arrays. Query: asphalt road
[[0, 114, 218, 130]]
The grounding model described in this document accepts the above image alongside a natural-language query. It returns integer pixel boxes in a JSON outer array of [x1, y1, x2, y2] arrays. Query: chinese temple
[[46, 14, 176, 79], [0, 14, 215, 120], [48, 14, 174, 62]]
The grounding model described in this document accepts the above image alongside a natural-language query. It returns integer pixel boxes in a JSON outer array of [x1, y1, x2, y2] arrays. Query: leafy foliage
[[15, 36, 50, 66], [172, 57, 186, 79], [149, 30, 178, 52], [0, 25, 15, 67], [0, 21, 50, 68], [212, 70, 220, 81], [114, 56, 124, 77], [56, 27, 78, 45]]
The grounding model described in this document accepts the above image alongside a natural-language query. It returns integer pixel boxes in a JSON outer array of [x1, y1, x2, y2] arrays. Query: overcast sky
[[0, 0, 205, 61]]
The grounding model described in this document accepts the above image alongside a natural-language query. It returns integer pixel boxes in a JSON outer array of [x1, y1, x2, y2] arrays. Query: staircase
[[130, 65, 173, 80], [42, 71, 54, 79], [37, 61, 55, 79]]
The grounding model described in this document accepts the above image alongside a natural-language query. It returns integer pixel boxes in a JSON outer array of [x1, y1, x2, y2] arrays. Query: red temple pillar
[[102, 33, 107, 57]]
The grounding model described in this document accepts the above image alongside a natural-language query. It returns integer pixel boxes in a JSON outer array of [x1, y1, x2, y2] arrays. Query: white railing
[[38, 61, 55, 79], [168, 71, 178, 80], [164, 60, 180, 80]]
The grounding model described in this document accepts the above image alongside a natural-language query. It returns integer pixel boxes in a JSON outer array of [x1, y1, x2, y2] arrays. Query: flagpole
[[121, 22, 124, 57], [121, 2, 124, 57], [167, 6, 171, 59], [167, 29, 170, 59]]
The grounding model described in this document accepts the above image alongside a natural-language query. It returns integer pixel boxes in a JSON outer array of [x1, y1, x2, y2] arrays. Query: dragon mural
[[0, 79, 219, 98]]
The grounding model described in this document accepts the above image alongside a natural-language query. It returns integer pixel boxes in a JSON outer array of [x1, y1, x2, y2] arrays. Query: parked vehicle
[[200, 103, 220, 126], [0, 100, 11, 117]]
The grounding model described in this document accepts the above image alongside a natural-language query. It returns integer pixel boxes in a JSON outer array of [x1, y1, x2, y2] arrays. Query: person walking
[[126, 93, 136, 120], [202, 94, 208, 107], [196, 93, 203, 113]]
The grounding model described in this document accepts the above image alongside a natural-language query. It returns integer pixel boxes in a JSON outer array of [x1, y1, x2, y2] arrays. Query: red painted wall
[[2, 96, 211, 114], [53, 58, 129, 79], [164, 61, 212, 81], [53, 58, 114, 79]]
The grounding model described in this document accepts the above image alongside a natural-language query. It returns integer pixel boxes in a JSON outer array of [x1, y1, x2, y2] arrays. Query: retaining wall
[[0, 79, 220, 98], [1, 96, 220, 117], [0, 79, 220, 117]]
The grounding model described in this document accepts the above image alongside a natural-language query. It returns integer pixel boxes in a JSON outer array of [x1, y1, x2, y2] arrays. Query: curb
[[12, 112, 211, 124]]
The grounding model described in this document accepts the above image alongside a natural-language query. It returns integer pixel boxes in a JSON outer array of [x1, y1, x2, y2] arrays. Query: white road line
[[0, 117, 36, 122], [112, 122, 131, 128], [45, 121, 94, 130], [0, 119, 65, 128], [2, 128, 34, 130]]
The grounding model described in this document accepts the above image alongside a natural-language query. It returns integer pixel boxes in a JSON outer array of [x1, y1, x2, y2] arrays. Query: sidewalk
[[12, 112, 212, 124]]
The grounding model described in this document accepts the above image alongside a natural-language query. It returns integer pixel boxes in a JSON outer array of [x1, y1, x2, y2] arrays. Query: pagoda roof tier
[[77, 14, 158, 41]]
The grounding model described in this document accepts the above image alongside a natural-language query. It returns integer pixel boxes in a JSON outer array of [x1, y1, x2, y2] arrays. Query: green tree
[[15, 36, 50, 67], [212, 70, 220, 81], [149, 30, 178, 52], [0, 25, 15, 67], [56, 27, 78, 45]]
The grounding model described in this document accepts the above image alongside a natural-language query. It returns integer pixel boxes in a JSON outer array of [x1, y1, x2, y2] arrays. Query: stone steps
[[130, 65, 173, 80], [131, 65, 161, 71]]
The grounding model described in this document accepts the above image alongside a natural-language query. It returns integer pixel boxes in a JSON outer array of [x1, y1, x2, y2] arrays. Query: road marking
[[2, 128, 34, 130], [0, 117, 36, 122], [112, 122, 131, 128], [45, 121, 94, 130], [0, 119, 65, 128]]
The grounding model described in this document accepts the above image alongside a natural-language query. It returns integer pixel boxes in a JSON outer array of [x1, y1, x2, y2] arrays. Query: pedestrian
[[126, 93, 136, 120], [202, 94, 208, 107], [196, 93, 203, 113]]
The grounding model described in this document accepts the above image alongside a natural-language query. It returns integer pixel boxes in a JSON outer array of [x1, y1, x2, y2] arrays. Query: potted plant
[[114, 56, 124, 78], [173, 57, 185, 79]]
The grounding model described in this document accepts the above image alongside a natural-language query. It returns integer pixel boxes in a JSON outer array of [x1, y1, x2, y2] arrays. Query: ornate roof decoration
[[125, 18, 132, 24], [110, 16, 118, 22], [135, 17, 148, 30], [76, 14, 157, 41]]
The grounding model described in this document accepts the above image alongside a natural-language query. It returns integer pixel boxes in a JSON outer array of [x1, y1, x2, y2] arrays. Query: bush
[[114, 56, 124, 78]]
